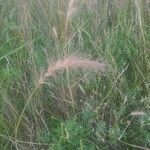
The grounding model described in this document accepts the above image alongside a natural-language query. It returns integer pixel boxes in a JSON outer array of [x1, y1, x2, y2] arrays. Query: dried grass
[[65, 0, 79, 33], [130, 111, 146, 116], [85, 0, 98, 12]]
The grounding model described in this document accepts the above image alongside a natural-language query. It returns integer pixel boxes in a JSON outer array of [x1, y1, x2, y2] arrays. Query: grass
[[0, 0, 150, 149]]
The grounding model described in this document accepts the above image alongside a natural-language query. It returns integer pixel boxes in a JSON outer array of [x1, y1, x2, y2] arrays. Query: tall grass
[[0, 0, 150, 149]]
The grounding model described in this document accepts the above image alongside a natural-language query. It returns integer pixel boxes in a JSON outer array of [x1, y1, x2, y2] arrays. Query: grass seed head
[[43, 55, 106, 79]]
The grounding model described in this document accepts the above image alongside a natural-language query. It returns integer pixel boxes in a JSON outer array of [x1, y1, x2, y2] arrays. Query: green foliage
[[37, 112, 96, 150]]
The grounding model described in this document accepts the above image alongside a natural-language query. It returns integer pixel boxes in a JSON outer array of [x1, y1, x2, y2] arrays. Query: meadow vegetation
[[0, 0, 150, 149]]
